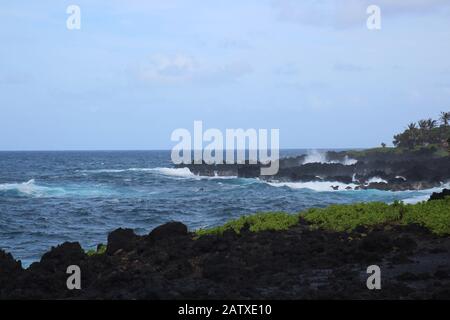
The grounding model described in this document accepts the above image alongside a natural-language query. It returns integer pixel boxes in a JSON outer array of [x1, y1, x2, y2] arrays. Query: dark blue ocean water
[[0, 150, 440, 266]]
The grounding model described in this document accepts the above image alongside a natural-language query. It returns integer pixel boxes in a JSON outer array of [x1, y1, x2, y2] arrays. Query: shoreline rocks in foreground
[[1, 193, 449, 300]]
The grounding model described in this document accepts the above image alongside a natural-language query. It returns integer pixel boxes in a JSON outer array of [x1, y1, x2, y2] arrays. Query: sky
[[1, 0, 450, 150]]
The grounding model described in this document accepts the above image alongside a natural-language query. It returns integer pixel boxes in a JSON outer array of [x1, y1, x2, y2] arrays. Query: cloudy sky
[[1, 0, 450, 150]]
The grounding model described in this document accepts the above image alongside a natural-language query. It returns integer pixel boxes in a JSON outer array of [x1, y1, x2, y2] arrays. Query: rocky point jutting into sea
[[178, 147, 450, 191]]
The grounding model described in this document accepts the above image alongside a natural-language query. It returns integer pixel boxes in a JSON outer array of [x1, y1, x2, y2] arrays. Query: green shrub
[[196, 212, 299, 237], [195, 197, 450, 237], [403, 197, 450, 235], [303, 198, 450, 235], [302, 202, 401, 232]]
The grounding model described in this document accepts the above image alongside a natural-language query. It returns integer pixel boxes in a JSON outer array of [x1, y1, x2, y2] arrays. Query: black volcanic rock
[[429, 189, 450, 201], [106, 228, 139, 254], [178, 150, 450, 191], [1, 219, 450, 300], [0, 250, 22, 274], [147, 221, 188, 241], [33, 242, 86, 270]]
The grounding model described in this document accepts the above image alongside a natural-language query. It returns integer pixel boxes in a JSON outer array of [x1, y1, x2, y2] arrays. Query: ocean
[[0, 150, 442, 266]]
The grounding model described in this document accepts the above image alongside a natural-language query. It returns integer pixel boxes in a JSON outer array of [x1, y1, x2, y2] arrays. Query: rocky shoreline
[[178, 149, 450, 191], [1, 192, 449, 300]]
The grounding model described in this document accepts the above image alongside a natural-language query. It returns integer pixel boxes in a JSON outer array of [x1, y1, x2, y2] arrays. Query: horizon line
[[0, 147, 369, 152]]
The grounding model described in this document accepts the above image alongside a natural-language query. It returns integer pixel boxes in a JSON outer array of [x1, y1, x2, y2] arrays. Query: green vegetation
[[196, 198, 450, 237], [347, 144, 449, 159], [195, 212, 299, 237], [346, 147, 402, 158], [302, 198, 450, 235], [392, 112, 450, 153], [86, 244, 107, 256], [81, 199, 450, 250], [402, 199, 450, 236], [303, 202, 401, 232], [346, 112, 450, 158]]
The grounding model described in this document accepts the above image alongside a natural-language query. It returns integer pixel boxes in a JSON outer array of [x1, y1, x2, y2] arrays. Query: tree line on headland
[[392, 111, 450, 150]]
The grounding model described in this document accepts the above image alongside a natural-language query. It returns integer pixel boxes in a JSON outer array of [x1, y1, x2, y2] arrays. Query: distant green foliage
[[347, 144, 449, 158], [86, 244, 107, 256], [196, 212, 299, 237], [393, 113, 450, 152], [346, 147, 401, 158], [303, 198, 450, 235], [347, 113, 450, 157]]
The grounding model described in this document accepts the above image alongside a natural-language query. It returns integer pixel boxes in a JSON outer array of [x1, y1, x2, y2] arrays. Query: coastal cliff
[[178, 148, 450, 191], [178, 114, 450, 192]]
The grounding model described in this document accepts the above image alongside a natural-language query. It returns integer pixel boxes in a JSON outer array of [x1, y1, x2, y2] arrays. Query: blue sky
[[1, 0, 450, 150]]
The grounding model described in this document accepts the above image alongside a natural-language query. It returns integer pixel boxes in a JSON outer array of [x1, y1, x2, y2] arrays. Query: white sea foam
[[95, 169, 127, 173], [302, 150, 328, 164], [0, 179, 35, 194], [156, 167, 241, 180], [267, 181, 359, 192], [302, 150, 357, 166], [366, 177, 388, 184], [0, 179, 64, 197], [78, 166, 240, 180], [77, 169, 128, 173], [0, 179, 120, 198], [80, 167, 193, 175], [342, 155, 358, 165], [151, 167, 196, 178], [400, 182, 450, 204]]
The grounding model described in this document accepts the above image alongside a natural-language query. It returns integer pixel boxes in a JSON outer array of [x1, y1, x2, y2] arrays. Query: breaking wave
[[0, 179, 117, 198], [0, 179, 65, 197], [400, 182, 450, 204], [151, 167, 196, 178], [302, 150, 357, 166], [79, 167, 240, 180], [366, 177, 388, 184]]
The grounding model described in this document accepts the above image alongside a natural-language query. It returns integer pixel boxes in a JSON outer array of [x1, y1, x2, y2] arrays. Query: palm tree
[[426, 118, 437, 129], [440, 111, 450, 126], [407, 122, 417, 130], [418, 119, 428, 130]]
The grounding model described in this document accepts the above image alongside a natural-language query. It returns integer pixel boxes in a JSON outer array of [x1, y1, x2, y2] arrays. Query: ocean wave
[[151, 167, 196, 178], [400, 182, 450, 204], [366, 177, 388, 184], [81, 166, 241, 180], [266, 181, 359, 192], [77, 168, 145, 174], [0, 179, 65, 197], [302, 150, 357, 166], [0, 179, 117, 198], [78, 167, 192, 176], [78, 169, 128, 173], [154, 167, 243, 181]]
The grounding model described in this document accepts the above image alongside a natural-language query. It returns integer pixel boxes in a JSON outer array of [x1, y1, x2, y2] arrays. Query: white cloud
[[136, 54, 252, 85]]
